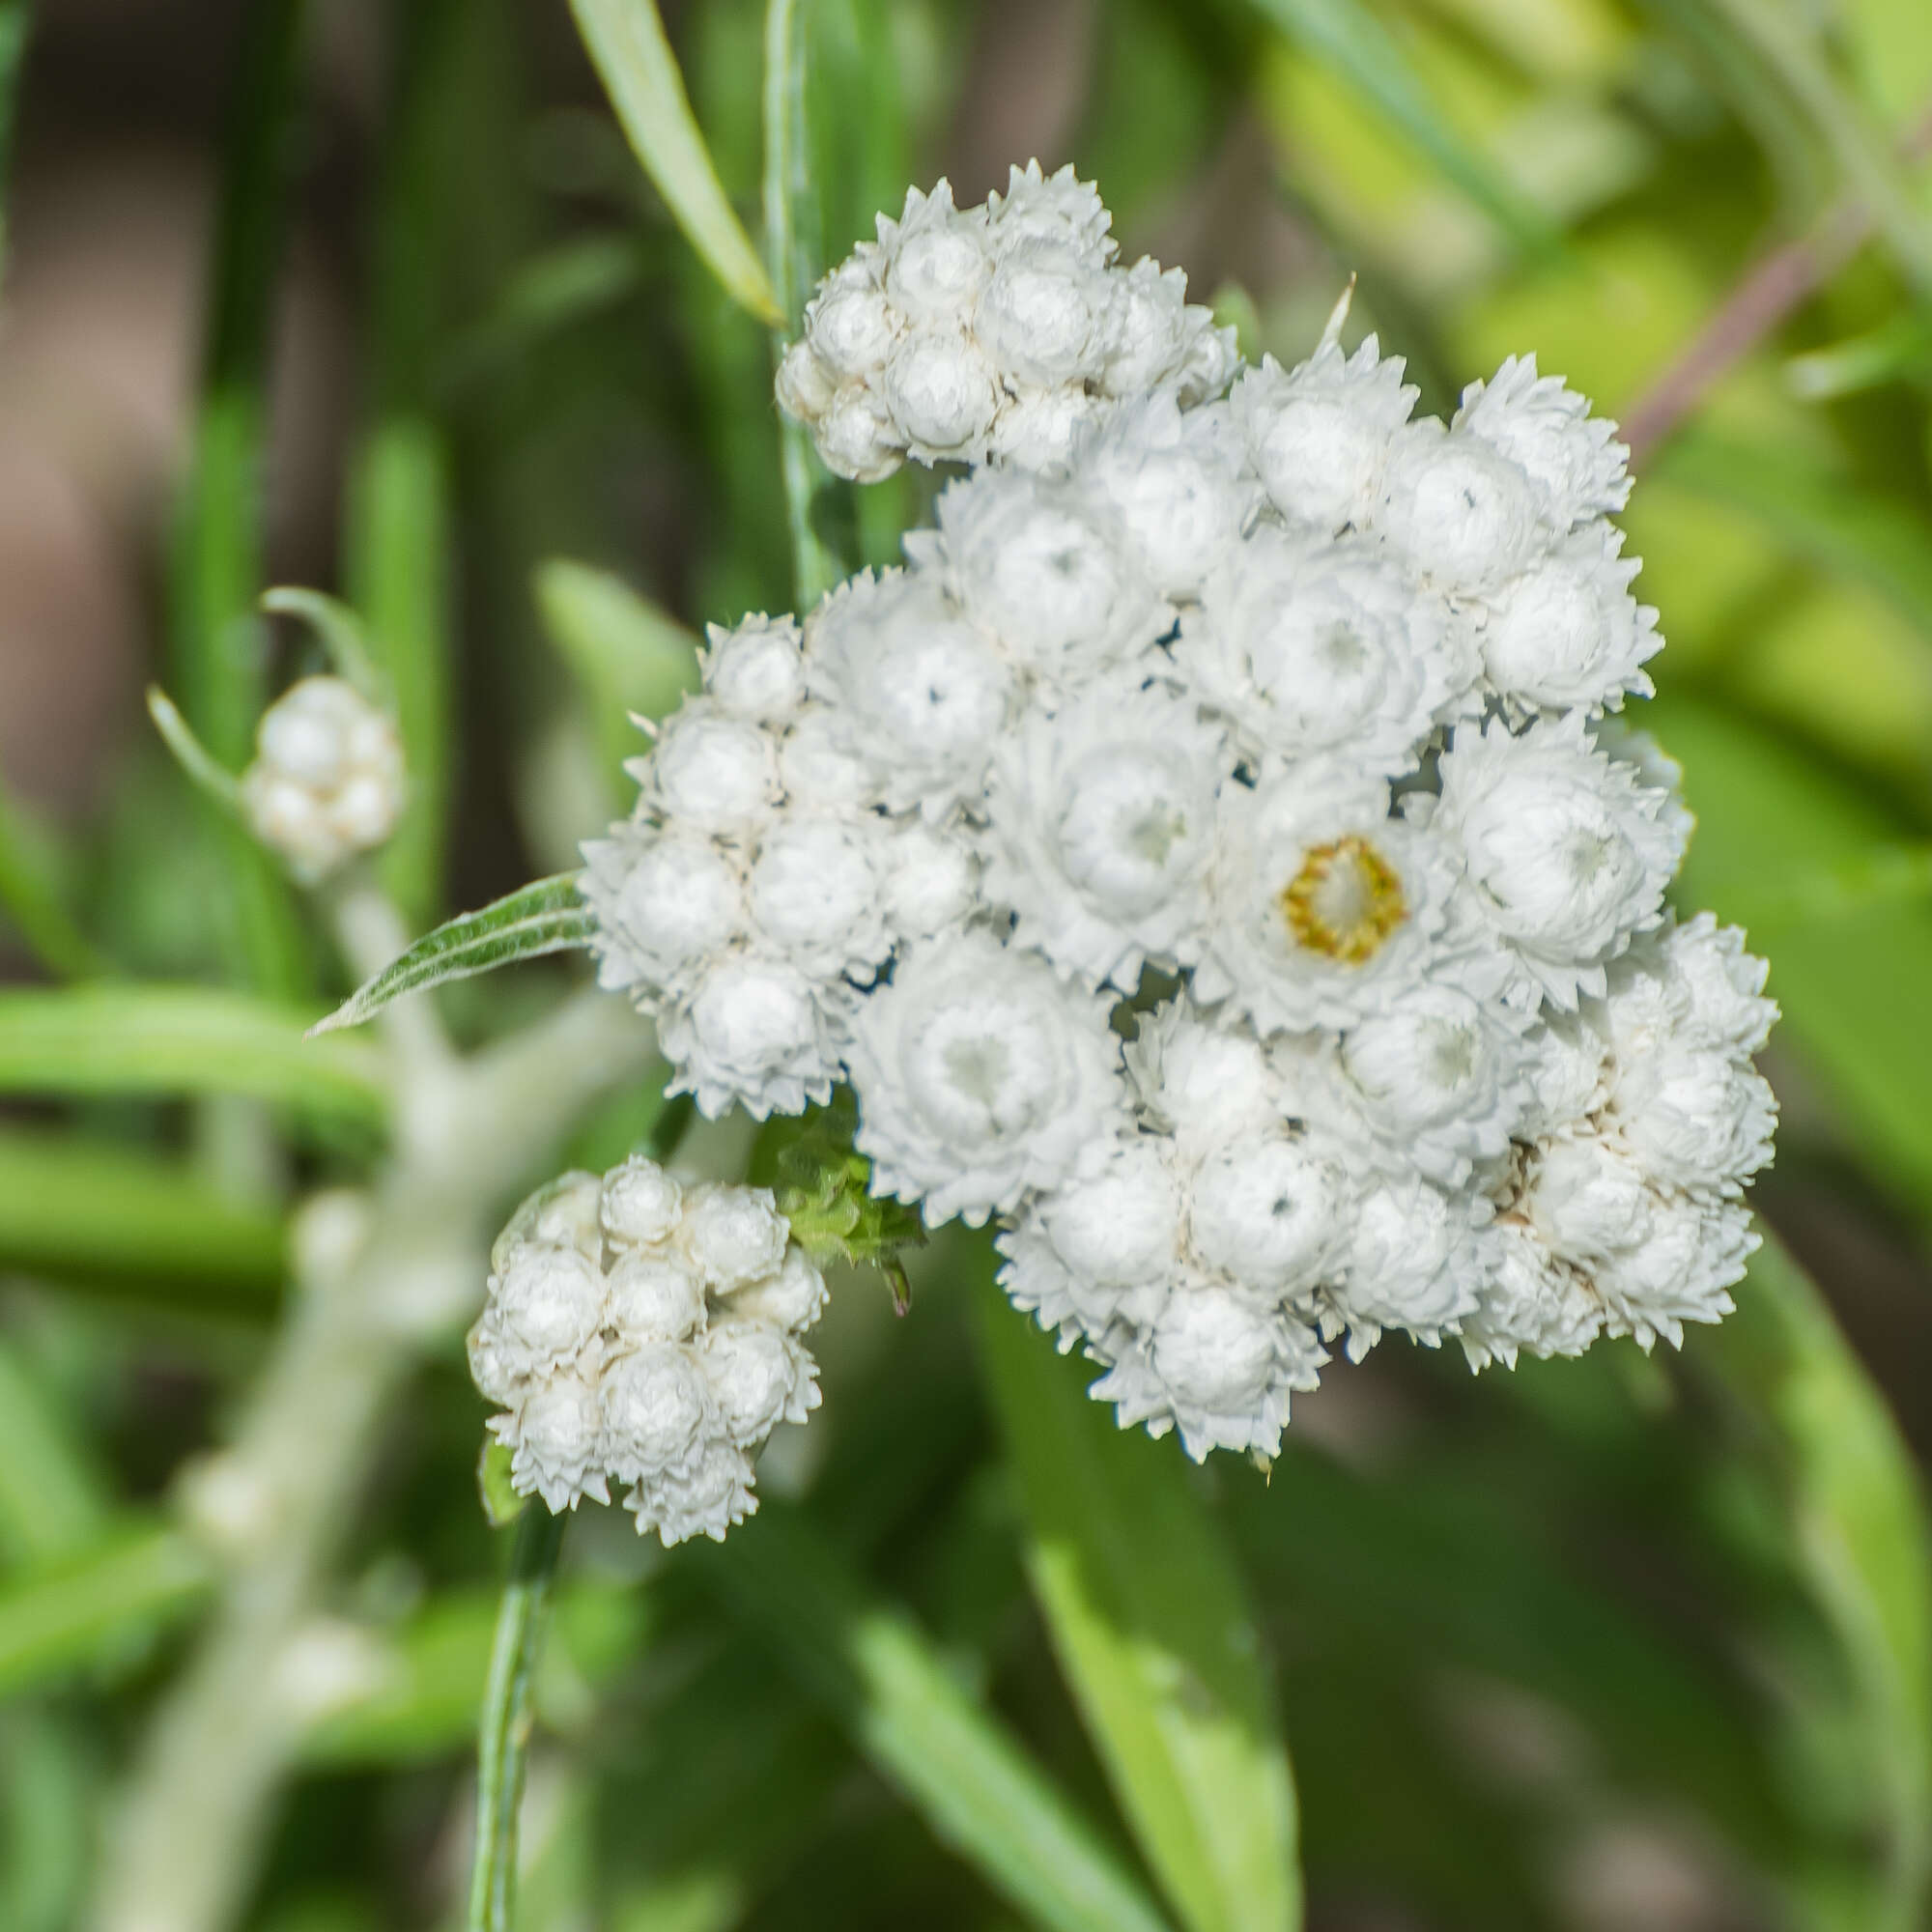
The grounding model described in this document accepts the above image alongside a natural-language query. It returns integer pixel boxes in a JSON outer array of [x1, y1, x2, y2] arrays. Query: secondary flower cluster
[[776, 162, 1236, 479], [582, 166, 1777, 1464], [469, 1157, 825, 1539]]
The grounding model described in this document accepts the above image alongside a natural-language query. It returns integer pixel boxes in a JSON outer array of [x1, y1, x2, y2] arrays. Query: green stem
[[761, 0, 842, 607], [467, 1506, 568, 1932]]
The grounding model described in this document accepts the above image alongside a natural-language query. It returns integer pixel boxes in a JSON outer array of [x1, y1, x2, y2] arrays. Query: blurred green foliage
[[4, 0, 1932, 1927]]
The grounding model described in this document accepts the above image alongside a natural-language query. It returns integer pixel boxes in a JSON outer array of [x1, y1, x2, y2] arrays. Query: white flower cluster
[[776, 163, 1237, 479], [469, 1157, 825, 1543], [582, 167, 1777, 1466], [241, 676, 405, 882]]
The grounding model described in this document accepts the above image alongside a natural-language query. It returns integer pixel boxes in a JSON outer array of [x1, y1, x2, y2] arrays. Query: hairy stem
[[466, 1506, 568, 1932], [86, 948, 653, 1932]]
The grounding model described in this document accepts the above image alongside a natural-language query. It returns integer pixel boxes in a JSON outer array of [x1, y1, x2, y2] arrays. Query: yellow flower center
[[1279, 835, 1407, 964]]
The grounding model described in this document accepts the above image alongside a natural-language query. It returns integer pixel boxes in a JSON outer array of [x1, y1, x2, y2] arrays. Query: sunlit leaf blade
[[1697, 1236, 1932, 1926], [1652, 694, 1932, 1203], [696, 1503, 1176, 1932], [570, 0, 782, 325], [977, 1289, 1300, 1932], [1700, 0, 1932, 298], [534, 560, 701, 780], [0, 986, 385, 1122], [313, 875, 595, 1037], [1785, 311, 1932, 400], [0, 1521, 210, 1697], [0, 1127, 286, 1314], [1243, 0, 1558, 258], [1655, 434, 1932, 640]]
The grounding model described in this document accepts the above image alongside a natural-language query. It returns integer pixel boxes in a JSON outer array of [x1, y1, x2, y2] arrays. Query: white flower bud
[[241, 677, 404, 882], [600, 1344, 711, 1481], [699, 1317, 816, 1444], [601, 1157, 685, 1249], [882, 330, 1002, 455], [702, 614, 808, 723], [647, 703, 779, 836], [678, 1183, 790, 1290], [605, 1251, 706, 1342]]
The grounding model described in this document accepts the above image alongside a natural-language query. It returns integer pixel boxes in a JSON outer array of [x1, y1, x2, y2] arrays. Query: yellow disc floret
[[1279, 835, 1407, 963]]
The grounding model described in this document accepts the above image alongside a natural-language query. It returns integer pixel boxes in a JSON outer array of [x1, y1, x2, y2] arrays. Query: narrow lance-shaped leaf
[[261, 585, 390, 707], [0, 766, 98, 980], [1243, 0, 1559, 259], [1696, 1236, 1932, 1926], [147, 688, 243, 818], [0, 985, 386, 1122], [534, 559, 700, 783], [977, 1281, 1301, 1932], [571, 0, 781, 325], [313, 875, 597, 1036], [696, 1503, 1176, 1932]]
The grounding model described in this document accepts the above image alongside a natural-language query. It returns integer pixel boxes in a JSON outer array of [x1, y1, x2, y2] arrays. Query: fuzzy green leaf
[[313, 876, 595, 1037], [570, 0, 781, 325], [977, 1285, 1301, 1932]]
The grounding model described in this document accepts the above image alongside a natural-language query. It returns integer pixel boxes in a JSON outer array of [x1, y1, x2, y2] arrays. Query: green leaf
[[477, 1439, 528, 1530], [0, 1127, 285, 1317], [976, 1287, 1300, 1932], [1652, 693, 1932, 1205], [0, 766, 98, 980], [1784, 310, 1932, 400], [440, 235, 647, 396], [260, 587, 390, 707], [570, 0, 782, 325], [533, 560, 701, 781], [1243, 0, 1560, 259], [0, 985, 386, 1122], [1655, 434, 1932, 643], [0, 1521, 210, 1697], [146, 688, 243, 818], [1696, 1236, 1932, 1926], [1699, 0, 1932, 298], [696, 1503, 1175, 1932], [313, 876, 595, 1037], [0, 1340, 111, 1567]]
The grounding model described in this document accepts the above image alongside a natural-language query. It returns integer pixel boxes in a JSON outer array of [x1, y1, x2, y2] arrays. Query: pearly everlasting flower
[[843, 932, 1127, 1226], [1196, 763, 1471, 1034], [1189, 528, 1476, 773], [980, 683, 1226, 989], [572, 164, 1778, 1471], [1069, 393, 1254, 598], [909, 467, 1170, 691], [471, 1157, 825, 1545], [701, 613, 809, 724], [241, 676, 405, 883], [804, 570, 1015, 819], [1479, 527, 1659, 717], [1454, 355, 1632, 530], [1232, 335, 1417, 534], [1433, 714, 1690, 1009]]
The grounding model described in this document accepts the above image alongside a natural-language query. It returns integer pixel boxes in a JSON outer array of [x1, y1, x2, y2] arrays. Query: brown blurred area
[[0, 1, 370, 818]]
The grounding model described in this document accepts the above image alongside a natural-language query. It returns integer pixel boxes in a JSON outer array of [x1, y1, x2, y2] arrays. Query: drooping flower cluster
[[581, 166, 1776, 1466], [469, 1157, 825, 1540]]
